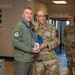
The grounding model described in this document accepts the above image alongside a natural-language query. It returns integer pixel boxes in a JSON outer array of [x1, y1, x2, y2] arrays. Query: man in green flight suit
[[12, 7, 40, 75], [35, 11, 60, 75]]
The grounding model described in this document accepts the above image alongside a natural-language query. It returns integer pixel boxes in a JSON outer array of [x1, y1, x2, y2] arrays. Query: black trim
[[50, 18, 67, 21], [0, 56, 14, 61]]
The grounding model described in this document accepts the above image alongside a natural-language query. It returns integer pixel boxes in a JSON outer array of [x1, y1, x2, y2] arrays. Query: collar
[[22, 19, 35, 29]]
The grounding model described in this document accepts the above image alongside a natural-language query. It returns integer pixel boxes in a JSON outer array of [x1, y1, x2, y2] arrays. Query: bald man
[[35, 11, 60, 75], [12, 7, 40, 75]]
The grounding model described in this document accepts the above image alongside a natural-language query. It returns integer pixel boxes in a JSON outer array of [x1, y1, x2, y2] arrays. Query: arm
[[12, 25, 40, 53], [12, 25, 32, 53], [40, 25, 60, 50], [47, 26, 60, 50]]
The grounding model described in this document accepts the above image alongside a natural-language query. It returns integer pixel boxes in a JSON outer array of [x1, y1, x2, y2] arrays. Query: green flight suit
[[12, 20, 35, 75]]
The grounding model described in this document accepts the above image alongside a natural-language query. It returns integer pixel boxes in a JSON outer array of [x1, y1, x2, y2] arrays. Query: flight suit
[[12, 19, 35, 75]]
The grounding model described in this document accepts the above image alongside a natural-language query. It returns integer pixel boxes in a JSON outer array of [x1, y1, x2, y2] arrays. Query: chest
[[65, 26, 75, 35], [37, 27, 53, 42]]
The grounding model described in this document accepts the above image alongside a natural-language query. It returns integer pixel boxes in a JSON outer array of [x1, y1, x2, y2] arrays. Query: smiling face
[[68, 15, 74, 24], [22, 8, 32, 23], [36, 11, 46, 25]]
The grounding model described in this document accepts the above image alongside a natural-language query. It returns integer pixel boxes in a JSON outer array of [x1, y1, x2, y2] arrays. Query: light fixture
[[52, 1, 67, 4]]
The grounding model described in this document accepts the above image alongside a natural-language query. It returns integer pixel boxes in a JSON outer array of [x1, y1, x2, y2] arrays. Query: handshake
[[34, 35, 43, 50]]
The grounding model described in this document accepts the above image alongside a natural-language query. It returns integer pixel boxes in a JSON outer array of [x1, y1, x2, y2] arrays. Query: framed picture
[[46, 15, 48, 20], [34, 14, 37, 21], [0, 20, 2, 24], [0, 9, 2, 13], [0, 14, 2, 18]]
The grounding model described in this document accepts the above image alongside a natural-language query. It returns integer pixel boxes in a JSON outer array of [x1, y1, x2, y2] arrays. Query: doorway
[[49, 18, 69, 54]]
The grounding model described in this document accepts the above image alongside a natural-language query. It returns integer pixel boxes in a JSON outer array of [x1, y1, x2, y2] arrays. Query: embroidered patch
[[14, 32, 19, 37]]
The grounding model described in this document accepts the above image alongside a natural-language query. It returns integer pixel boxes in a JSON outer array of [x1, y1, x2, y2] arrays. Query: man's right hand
[[32, 48, 40, 53]]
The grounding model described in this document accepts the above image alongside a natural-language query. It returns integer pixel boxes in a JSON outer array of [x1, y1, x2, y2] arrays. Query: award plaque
[[34, 35, 43, 50]]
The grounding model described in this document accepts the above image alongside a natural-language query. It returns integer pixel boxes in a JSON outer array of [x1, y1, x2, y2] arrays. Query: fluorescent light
[[52, 1, 67, 4]]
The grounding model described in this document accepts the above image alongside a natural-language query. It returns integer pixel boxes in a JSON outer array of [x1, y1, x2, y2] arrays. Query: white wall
[[0, 0, 25, 57], [33, 0, 48, 15], [32, 0, 49, 24]]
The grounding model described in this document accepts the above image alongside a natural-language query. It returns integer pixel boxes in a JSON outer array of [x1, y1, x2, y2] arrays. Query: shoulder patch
[[14, 31, 19, 37]]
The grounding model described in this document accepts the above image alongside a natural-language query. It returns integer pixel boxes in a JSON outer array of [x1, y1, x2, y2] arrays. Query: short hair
[[68, 14, 74, 18], [24, 7, 32, 10], [68, 14, 75, 22]]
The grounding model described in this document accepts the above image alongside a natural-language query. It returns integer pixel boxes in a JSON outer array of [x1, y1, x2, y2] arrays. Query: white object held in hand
[[34, 42, 40, 50], [34, 35, 43, 50]]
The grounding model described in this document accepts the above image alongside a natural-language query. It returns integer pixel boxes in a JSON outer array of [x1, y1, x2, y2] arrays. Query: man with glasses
[[35, 11, 60, 75]]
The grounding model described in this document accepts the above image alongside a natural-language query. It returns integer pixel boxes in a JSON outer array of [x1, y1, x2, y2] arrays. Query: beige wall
[[0, 0, 48, 57], [0, 0, 75, 57], [33, 0, 48, 15], [48, 4, 75, 18], [32, 0, 48, 24], [0, 0, 34, 57], [0, 0, 25, 57]]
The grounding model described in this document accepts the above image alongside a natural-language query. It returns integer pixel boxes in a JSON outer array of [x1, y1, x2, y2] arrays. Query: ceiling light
[[52, 1, 67, 4]]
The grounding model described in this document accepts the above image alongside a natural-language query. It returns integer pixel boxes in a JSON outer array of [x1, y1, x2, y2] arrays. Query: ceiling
[[38, 0, 75, 5]]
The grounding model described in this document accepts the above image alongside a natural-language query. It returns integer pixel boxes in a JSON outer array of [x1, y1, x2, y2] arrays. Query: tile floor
[[55, 46, 68, 75], [57, 54, 68, 75], [5, 61, 14, 75], [4, 55, 68, 75], [3, 46, 68, 75]]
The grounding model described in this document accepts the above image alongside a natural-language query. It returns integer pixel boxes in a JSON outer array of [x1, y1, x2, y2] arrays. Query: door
[[49, 18, 69, 54]]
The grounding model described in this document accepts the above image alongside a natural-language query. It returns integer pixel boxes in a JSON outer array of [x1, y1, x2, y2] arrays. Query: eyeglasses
[[37, 15, 46, 17]]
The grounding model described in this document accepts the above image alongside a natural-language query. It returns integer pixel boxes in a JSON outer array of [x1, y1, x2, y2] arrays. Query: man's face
[[22, 9, 32, 22], [68, 16, 74, 23], [36, 11, 46, 25]]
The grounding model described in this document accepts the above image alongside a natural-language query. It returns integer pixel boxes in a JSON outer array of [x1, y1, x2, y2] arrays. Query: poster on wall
[[34, 14, 37, 21]]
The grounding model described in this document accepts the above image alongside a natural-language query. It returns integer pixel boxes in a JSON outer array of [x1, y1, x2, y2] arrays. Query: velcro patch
[[14, 32, 19, 37]]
